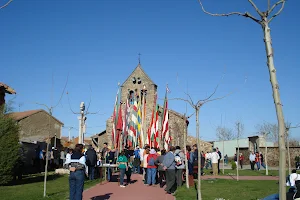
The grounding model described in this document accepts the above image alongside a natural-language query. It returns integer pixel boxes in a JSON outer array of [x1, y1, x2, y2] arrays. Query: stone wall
[[237, 147, 300, 167], [18, 111, 62, 143]]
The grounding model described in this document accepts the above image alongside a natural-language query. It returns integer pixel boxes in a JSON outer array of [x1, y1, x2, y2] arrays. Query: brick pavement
[[83, 174, 175, 200]]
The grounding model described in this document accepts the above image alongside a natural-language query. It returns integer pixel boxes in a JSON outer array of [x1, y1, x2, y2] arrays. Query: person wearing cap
[[146, 149, 158, 186]]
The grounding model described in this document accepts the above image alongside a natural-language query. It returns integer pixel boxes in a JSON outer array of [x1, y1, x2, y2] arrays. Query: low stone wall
[[236, 147, 300, 167]]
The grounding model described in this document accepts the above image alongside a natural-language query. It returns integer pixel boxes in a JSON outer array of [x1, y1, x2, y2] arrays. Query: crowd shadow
[[91, 193, 113, 200]]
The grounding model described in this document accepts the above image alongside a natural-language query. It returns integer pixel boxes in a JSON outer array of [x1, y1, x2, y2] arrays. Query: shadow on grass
[[91, 193, 113, 200], [4, 173, 61, 186]]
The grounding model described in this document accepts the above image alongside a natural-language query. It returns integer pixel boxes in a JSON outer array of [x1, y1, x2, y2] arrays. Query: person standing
[[216, 147, 222, 174], [147, 149, 158, 186], [85, 145, 97, 180], [133, 146, 141, 174], [117, 150, 128, 188], [260, 152, 266, 169], [239, 153, 245, 169], [155, 149, 166, 188], [249, 151, 256, 170], [174, 146, 185, 187], [66, 144, 86, 200], [255, 152, 261, 171], [208, 148, 220, 176], [163, 146, 177, 194]]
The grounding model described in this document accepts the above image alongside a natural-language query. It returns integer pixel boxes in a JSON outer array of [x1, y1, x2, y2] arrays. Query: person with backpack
[[133, 146, 141, 174], [174, 146, 185, 187], [146, 148, 158, 186], [286, 169, 300, 188]]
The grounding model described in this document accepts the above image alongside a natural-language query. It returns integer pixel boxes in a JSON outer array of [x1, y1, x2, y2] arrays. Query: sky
[[1, 0, 299, 142]]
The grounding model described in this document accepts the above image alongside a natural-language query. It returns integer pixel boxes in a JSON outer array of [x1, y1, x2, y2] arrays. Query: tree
[[235, 121, 244, 181], [171, 73, 243, 200], [216, 126, 234, 141], [0, 0, 13, 9], [256, 122, 278, 144], [197, 1, 287, 198], [0, 109, 20, 185]]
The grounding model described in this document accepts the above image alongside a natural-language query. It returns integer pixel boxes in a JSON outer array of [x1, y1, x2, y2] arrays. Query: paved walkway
[[83, 174, 175, 200]]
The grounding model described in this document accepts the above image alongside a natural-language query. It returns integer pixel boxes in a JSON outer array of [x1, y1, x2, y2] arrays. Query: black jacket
[[86, 148, 97, 166]]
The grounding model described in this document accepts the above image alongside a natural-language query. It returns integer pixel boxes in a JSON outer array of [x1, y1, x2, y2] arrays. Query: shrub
[[231, 161, 237, 170], [0, 115, 20, 185]]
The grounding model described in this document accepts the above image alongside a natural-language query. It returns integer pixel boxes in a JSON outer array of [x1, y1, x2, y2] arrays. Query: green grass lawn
[[203, 169, 281, 176], [176, 179, 280, 200], [0, 173, 100, 200]]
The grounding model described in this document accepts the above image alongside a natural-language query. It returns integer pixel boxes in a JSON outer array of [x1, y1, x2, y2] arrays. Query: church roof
[[122, 63, 156, 86]]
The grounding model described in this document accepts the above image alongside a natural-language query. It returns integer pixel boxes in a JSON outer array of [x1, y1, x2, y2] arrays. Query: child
[[126, 156, 134, 184]]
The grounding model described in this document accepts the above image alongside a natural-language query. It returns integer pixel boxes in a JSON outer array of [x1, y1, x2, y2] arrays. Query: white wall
[[213, 138, 249, 157]]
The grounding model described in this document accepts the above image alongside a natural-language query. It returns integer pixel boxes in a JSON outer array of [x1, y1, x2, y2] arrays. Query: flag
[[111, 86, 120, 149], [162, 86, 170, 150], [116, 102, 123, 149]]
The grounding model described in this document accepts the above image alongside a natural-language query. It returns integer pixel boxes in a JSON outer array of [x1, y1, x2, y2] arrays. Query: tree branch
[[199, 69, 226, 102], [177, 73, 194, 106], [248, 0, 263, 17], [66, 92, 79, 114], [197, 0, 261, 24], [268, 0, 285, 23], [53, 73, 69, 109], [0, 0, 13, 9], [85, 85, 93, 114], [168, 97, 194, 109]]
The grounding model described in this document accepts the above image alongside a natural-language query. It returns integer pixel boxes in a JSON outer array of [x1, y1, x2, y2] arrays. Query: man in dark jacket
[[86, 145, 97, 180]]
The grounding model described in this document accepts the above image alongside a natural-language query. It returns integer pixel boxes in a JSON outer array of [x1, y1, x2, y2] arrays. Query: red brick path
[[83, 174, 175, 200]]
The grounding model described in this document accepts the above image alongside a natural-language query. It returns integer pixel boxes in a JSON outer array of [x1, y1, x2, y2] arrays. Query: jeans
[[119, 168, 126, 185], [88, 166, 95, 180], [147, 168, 157, 185], [69, 170, 85, 200], [176, 169, 183, 186], [107, 167, 112, 181], [261, 162, 266, 169], [256, 162, 261, 170], [133, 165, 140, 174], [262, 193, 279, 200]]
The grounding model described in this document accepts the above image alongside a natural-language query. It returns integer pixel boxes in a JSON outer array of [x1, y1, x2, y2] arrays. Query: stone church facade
[[98, 64, 212, 151]]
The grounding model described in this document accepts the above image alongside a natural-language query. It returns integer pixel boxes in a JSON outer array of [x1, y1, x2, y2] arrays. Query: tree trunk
[[183, 115, 189, 188], [196, 108, 202, 200], [286, 130, 291, 175], [265, 134, 269, 176], [222, 140, 224, 174], [236, 122, 240, 181], [262, 19, 286, 200], [43, 139, 49, 197]]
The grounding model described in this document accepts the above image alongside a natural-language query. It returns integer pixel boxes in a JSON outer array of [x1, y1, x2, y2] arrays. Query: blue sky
[[1, 0, 299, 142]]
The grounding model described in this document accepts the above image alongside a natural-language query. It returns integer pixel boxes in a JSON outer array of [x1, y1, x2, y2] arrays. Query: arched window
[[129, 90, 134, 105]]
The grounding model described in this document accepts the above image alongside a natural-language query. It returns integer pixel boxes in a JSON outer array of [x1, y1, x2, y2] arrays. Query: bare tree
[[216, 126, 235, 141], [35, 74, 68, 198], [197, 1, 288, 198], [256, 122, 278, 144], [0, 0, 13, 9], [170, 73, 245, 200]]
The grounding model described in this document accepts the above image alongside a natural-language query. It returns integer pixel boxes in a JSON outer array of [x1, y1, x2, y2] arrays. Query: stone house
[[7, 109, 64, 143], [96, 63, 211, 151]]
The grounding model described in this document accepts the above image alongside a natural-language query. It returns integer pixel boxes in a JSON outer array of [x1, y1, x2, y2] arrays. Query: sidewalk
[[83, 174, 175, 200]]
